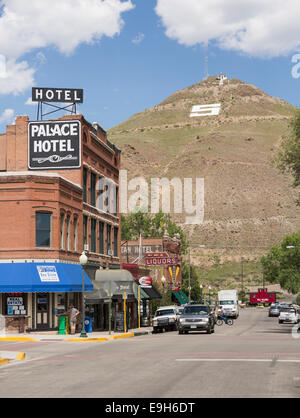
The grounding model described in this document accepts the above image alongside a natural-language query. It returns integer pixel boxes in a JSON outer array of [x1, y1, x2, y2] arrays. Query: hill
[[108, 76, 300, 268]]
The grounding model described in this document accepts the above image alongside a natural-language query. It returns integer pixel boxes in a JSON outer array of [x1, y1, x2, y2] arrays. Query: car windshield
[[183, 306, 209, 315], [280, 308, 295, 313], [220, 300, 234, 305], [155, 309, 175, 316]]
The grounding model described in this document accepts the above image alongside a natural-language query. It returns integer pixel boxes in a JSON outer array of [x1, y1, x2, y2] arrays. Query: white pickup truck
[[218, 289, 239, 319]]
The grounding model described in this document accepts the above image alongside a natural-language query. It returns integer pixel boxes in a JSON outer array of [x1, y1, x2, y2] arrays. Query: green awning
[[133, 282, 149, 300]]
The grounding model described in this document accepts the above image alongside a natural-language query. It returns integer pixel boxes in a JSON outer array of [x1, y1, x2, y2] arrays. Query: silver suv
[[178, 304, 215, 334], [152, 306, 180, 333]]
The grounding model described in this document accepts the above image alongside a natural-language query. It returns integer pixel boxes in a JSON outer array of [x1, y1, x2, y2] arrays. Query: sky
[[0, 0, 300, 132]]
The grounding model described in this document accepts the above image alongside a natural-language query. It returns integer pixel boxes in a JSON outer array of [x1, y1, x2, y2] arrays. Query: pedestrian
[[68, 305, 79, 334]]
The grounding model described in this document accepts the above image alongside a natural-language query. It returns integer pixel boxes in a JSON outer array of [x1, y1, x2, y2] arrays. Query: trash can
[[58, 315, 67, 335], [84, 317, 93, 333]]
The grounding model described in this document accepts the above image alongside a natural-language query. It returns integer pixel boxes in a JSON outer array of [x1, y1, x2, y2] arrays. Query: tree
[[275, 109, 300, 204], [181, 260, 202, 301], [121, 210, 188, 253], [261, 231, 300, 294]]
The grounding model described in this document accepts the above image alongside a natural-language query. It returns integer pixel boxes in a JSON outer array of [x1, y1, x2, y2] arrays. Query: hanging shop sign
[[28, 120, 81, 170], [32, 87, 84, 103], [138, 276, 152, 288]]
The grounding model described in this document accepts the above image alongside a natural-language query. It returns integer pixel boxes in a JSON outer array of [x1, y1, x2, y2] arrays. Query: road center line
[[176, 358, 300, 363]]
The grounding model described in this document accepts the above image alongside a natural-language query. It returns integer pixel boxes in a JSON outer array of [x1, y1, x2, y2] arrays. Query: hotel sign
[[28, 120, 81, 170], [32, 87, 83, 103]]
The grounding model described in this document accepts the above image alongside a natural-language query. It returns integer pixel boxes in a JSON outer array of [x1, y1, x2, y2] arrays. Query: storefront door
[[36, 293, 49, 329]]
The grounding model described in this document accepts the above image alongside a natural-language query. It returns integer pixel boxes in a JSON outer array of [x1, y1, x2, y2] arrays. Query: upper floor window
[[91, 172, 96, 207], [73, 217, 78, 252], [66, 215, 71, 251], [60, 213, 65, 249], [91, 218, 96, 253], [36, 212, 51, 247], [83, 168, 87, 203]]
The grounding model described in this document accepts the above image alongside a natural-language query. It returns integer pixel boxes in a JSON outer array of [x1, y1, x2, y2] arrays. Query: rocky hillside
[[108, 77, 300, 265]]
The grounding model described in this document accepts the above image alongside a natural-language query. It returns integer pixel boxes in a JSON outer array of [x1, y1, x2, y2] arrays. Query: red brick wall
[[0, 114, 121, 267]]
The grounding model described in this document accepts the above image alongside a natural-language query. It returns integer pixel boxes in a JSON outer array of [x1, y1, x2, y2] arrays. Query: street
[[0, 308, 300, 398]]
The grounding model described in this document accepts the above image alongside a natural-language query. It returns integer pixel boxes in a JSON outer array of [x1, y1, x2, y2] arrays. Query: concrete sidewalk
[[0, 327, 153, 342]]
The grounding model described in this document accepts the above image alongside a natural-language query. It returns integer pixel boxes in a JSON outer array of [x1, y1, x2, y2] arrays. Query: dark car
[[268, 303, 280, 317], [178, 304, 215, 334]]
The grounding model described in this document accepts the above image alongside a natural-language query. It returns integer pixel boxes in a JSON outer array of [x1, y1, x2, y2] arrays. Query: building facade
[[0, 114, 122, 332]]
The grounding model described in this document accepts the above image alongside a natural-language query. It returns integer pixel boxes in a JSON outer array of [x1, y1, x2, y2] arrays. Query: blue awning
[[0, 262, 94, 293]]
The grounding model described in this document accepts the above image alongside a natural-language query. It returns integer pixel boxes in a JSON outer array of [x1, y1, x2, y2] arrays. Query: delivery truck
[[218, 289, 239, 319]]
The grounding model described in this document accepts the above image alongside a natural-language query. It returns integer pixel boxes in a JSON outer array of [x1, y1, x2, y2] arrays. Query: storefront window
[[4, 293, 27, 316]]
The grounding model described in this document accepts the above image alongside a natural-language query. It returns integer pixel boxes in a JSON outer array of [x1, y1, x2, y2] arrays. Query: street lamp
[[200, 284, 203, 304], [79, 251, 88, 338], [161, 275, 166, 306]]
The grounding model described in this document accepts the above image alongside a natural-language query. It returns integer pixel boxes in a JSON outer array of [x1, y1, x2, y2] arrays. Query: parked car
[[278, 307, 300, 324], [152, 306, 180, 333], [268, 303, 280, 317], [178, 304, 215, 334]]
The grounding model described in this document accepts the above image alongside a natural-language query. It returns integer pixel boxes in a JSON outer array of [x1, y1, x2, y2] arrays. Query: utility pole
[[188, 247, 191, 303]]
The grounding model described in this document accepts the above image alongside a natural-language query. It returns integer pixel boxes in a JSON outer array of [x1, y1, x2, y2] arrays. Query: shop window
[[36, 212, 51, 247], [4, 293, 27, 316]]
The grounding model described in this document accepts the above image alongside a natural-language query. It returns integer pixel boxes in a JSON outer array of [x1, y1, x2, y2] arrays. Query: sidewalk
[[0, 327, 153, 342]]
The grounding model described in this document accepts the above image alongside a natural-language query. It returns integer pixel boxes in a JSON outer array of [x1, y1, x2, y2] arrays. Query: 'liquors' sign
[[28, 120, 81, 170]]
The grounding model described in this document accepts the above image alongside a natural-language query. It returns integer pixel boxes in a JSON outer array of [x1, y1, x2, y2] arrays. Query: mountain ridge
[[108, 76, 300, 264]]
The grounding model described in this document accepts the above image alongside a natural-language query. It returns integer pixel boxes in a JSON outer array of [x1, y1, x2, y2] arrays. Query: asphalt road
[[1, 308, 300, 398]]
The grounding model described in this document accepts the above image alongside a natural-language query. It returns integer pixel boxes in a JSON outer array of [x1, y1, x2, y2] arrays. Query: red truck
[[249, 288, 277, 305]]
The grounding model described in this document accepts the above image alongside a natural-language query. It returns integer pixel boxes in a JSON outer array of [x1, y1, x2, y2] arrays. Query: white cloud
[[0, 0, 134, 94], [0, 108, 14, 124], [155, 0, 300, 57], [132, 33, 145, 45], [0, 59, 35, 95]]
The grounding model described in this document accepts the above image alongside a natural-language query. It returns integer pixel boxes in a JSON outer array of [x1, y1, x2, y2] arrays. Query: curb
[[0, 352, 26, 365], [109, 333, 135, 340], [0, 337, 37, 342], [65, 337, 109, 342]]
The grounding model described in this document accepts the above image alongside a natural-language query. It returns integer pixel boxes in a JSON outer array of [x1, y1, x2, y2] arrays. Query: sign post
[[138, 285, 141, 329], [123, 292, 127, 333], [104, 280, 117, 335]]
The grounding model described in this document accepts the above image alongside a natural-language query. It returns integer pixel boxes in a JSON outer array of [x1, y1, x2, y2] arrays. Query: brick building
[[0, 114, 123, 332]]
